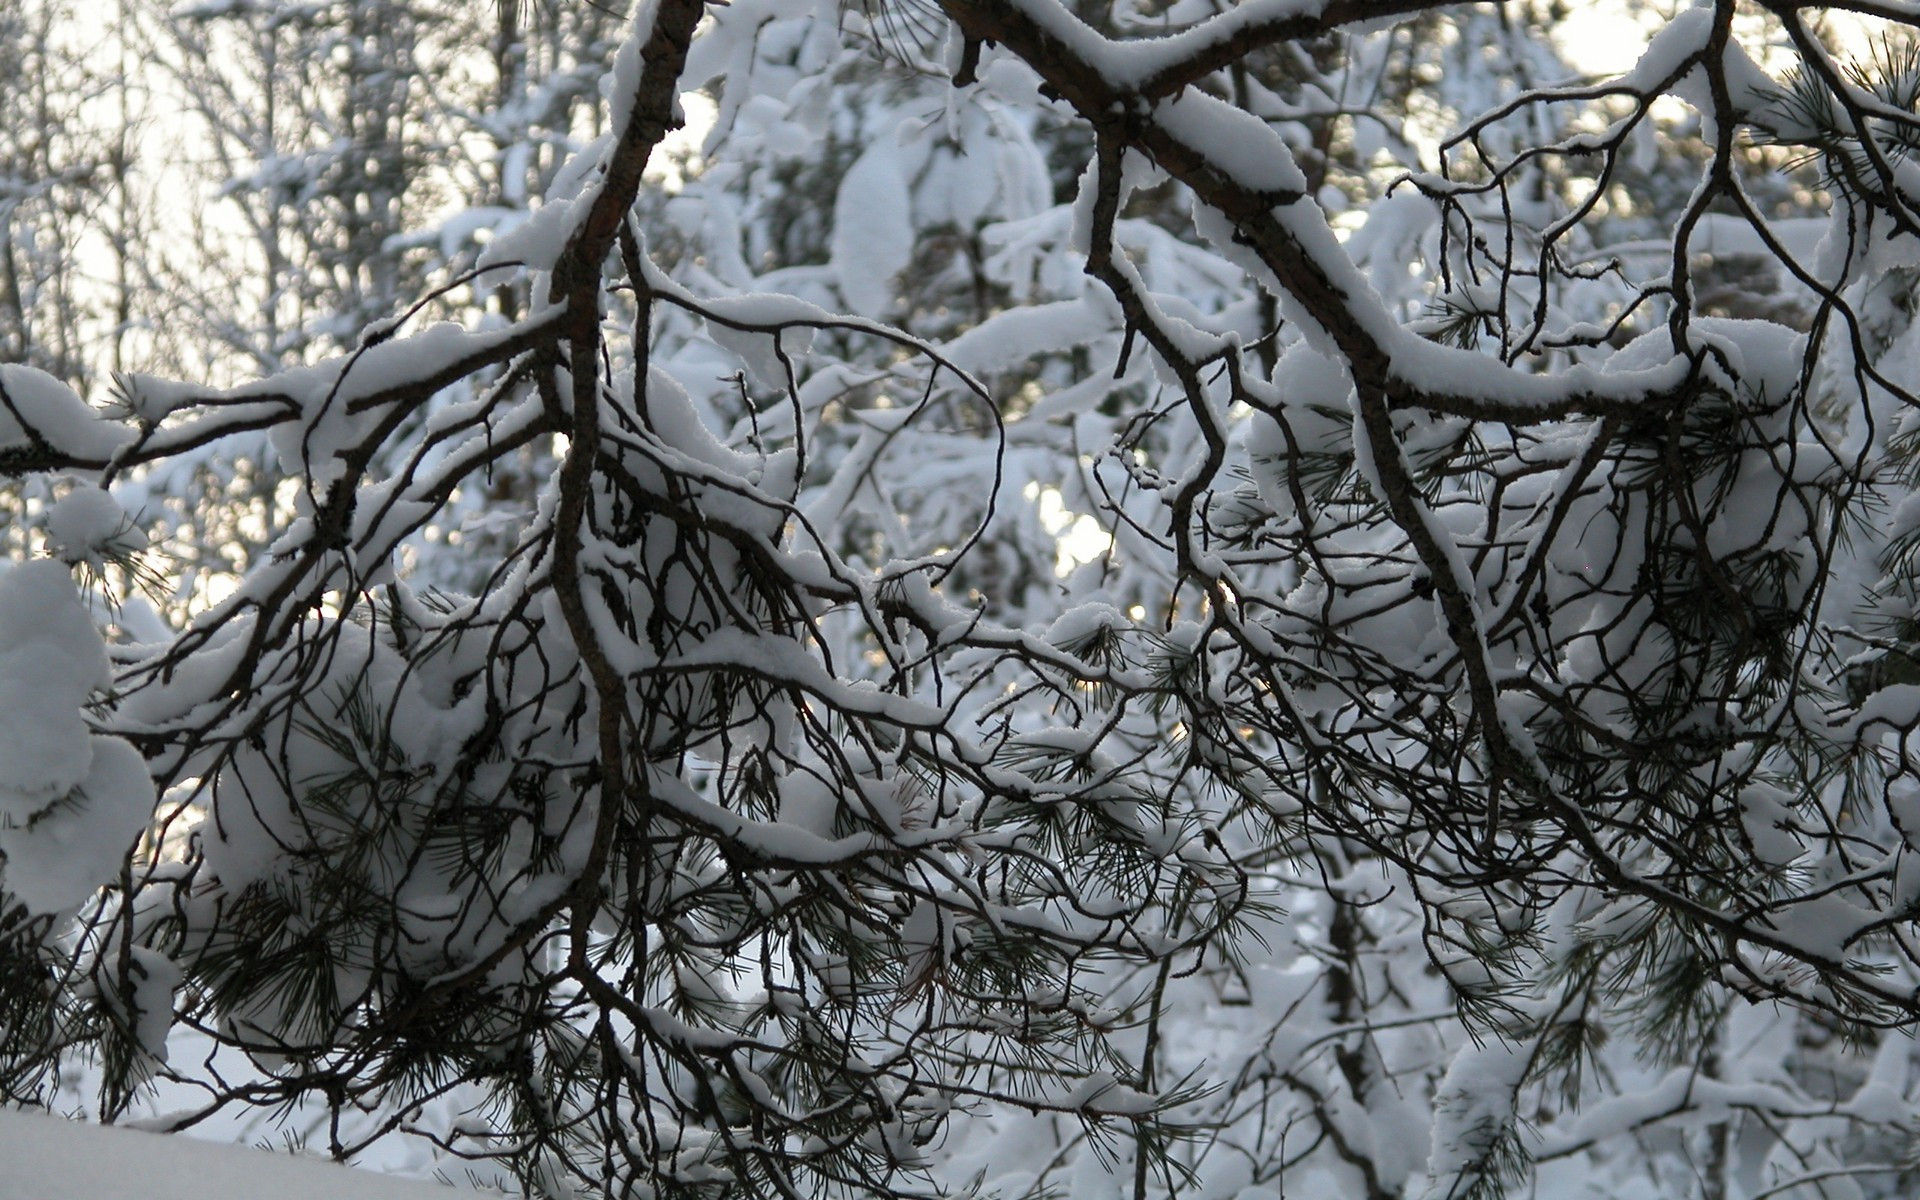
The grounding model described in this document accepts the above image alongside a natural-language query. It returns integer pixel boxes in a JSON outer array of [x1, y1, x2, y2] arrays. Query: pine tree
[[13, 4, 1920, 1200]]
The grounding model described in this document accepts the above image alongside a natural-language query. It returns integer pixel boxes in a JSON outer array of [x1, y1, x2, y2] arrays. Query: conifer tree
[[13, 4, 1920, 1200]]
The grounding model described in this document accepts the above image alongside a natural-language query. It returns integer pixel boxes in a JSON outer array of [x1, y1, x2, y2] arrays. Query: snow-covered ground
[[0, 1108, 482, 1200]]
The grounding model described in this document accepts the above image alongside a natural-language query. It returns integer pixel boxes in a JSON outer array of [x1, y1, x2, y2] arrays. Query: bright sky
[[1554, 1, 1884, 79], [1553, 3, 1661, 76]]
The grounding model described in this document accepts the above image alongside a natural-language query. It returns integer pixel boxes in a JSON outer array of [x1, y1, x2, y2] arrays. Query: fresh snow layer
[[0, 560, 155, 915], [0, 364, 132, 460], [832, 132, 915, 315], [45, 486, 146, 566], [0, 561, 113, 812], [0, 1108, 483, 1200], [0, 736, 155, 915]]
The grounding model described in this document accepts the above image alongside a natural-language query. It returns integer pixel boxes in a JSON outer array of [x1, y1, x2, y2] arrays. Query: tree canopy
[[8, 1, 1920, 1198]]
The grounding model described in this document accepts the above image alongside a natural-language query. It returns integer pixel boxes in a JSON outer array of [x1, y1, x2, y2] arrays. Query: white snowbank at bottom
[[0, 1108, 482, 1200]]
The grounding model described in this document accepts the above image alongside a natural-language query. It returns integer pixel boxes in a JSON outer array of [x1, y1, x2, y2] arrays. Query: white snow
[[831, 131, 915, 315], [1422, 1040, 1527, 1197], [1617, 7, 1713, 93], [45, 486, 147, 567], [0, 560, 154, 915], [0, 365, 133, 461], [0, 1108, 482, 1200], [1044, 601, 1127, 653], [0, 561, 113, 808], [1152, 90, 1307, 196], [700, 292, 827, 387], [941, 298, 1111, 375], [0, 736, 154, 915]]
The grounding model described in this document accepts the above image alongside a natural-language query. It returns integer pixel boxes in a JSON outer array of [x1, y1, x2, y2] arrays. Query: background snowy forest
[[9, 0, 1920, 1197]]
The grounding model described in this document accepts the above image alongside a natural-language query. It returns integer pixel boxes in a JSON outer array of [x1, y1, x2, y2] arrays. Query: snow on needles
[[45, 485, 148, 568]]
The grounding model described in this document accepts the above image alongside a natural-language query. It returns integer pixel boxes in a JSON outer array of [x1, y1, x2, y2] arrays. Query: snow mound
[[0, 1108, 485, 1199], [0, 560, 154, 915]]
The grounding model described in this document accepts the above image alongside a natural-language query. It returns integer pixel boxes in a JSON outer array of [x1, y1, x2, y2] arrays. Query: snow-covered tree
[[14, 2, 1920, 1199]]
